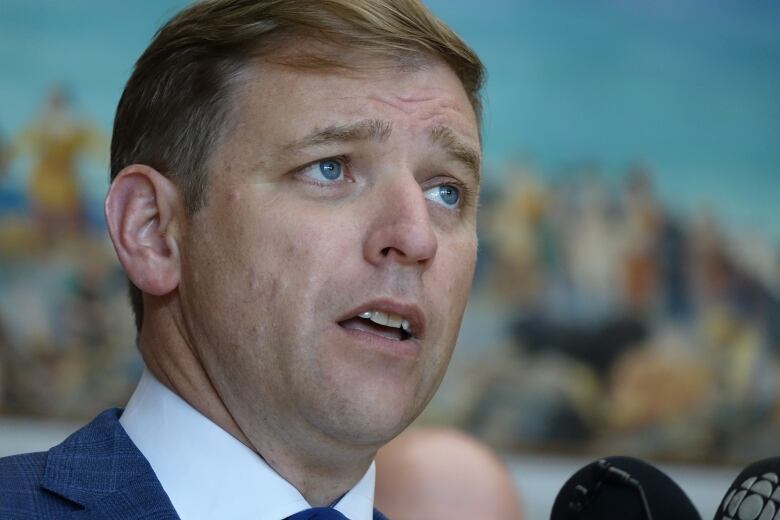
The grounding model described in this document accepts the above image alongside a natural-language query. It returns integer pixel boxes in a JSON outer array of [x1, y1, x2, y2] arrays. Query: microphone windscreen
[[713, 457, 780, 520], [550, 456, 701, 520]]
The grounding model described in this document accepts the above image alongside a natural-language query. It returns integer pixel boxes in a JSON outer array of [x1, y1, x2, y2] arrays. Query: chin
[[310, 383, 427, 447], [330, 414, 416, 448]]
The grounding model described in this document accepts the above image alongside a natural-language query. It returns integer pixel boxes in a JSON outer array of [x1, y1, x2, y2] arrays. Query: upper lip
[[338, 298, 426, 339]]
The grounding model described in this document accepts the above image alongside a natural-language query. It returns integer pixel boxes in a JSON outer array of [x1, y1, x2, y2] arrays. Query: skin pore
[[106, 49, 481, 506]]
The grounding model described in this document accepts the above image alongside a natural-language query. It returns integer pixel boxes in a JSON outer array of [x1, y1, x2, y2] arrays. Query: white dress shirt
[[119, 368, 375, 520]]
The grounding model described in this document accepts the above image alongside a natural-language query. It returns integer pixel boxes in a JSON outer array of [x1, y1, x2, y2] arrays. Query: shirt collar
[[119, 368, 375, 520]]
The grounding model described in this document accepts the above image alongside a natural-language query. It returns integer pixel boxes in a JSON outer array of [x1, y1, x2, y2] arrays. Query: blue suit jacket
[[0, 408, 388, 520]]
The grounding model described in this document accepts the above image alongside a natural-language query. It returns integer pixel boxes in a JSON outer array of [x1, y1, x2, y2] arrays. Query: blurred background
[[1, 0, 778, 517]]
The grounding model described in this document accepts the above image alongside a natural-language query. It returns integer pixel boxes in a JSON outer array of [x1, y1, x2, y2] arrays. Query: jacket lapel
[[39, 408, 179, 519]]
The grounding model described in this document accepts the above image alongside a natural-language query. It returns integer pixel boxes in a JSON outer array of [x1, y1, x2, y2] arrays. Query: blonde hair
[[110, 0, 485, 331]]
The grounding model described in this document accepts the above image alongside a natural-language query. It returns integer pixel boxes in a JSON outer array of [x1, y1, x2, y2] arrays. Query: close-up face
[[178, 51, 481, 452]]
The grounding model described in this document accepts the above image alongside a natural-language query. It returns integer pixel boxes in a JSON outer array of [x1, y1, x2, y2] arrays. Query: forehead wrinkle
[[283, 119, 392, 153], [430, 125, 481, 184], [367, 92, 461, 116]]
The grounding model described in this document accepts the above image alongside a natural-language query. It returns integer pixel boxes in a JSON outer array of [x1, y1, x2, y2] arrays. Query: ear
[[105, 164, 183, 297]]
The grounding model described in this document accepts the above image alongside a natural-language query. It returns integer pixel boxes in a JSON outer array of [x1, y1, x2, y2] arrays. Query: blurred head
[[106, 0, 484, 467], [375, 428, 523, 520]]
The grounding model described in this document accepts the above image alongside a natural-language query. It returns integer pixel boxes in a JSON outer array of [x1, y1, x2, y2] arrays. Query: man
[[0, 0, 484, 518]]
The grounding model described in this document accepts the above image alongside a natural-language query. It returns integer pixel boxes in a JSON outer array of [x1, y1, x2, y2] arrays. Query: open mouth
[[338, 310, 413, 341]]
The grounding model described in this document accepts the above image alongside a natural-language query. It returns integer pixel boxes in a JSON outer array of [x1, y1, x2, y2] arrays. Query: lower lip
[[337, 326, 421, 359]]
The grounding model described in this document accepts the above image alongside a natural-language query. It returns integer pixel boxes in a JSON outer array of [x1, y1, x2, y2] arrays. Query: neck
[[137, 301, 376, 506]]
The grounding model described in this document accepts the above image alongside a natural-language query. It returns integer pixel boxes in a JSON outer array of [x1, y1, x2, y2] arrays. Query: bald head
[[375, 428, 523, 520]]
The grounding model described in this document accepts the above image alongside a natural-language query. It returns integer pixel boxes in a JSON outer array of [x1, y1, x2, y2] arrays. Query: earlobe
[[105, 164, 183, 296]]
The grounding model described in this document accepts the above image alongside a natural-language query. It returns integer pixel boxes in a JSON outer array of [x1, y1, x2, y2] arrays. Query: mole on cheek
[[285, 241, 298, 259]]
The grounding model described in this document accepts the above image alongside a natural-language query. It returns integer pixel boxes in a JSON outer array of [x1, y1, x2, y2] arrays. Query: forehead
[[225, 55, 480, 152]]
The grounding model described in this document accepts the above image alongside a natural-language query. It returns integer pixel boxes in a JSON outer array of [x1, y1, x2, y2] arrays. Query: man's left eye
[[299, 158, 345, 182], [424, 184, 461, 209]]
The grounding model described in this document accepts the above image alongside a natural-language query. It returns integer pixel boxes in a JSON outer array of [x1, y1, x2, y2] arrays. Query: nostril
[[380, 247, 391, 257]]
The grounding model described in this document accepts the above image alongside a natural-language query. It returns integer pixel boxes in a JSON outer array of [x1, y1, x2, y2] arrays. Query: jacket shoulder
[[0, 408, 177, 519], [0, 450, 78, 519]]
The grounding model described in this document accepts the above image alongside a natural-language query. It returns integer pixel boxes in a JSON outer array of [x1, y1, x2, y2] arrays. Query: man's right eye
[[298, 158, 348, 184]]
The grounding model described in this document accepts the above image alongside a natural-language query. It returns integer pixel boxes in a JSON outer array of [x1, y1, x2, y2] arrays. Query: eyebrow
[[283, 119, 392, 152], [430, 125, 481, 184], [283, 118, 481, 183]]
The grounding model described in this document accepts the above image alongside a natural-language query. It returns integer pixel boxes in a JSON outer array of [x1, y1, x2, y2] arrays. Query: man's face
[[179, 55, 481, 452]]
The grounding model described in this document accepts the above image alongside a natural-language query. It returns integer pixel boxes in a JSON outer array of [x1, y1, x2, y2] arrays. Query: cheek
[[424, 231, 476, 359], [277, 217, 353, 293], [236, 207, 358, 335], [439, 232, 478, 302]]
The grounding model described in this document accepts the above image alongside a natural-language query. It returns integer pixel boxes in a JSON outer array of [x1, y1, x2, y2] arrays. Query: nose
[[363, 177, 438, 271]]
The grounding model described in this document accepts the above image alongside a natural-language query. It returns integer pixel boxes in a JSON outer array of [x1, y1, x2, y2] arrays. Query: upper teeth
[[358, 310, 411, 333]]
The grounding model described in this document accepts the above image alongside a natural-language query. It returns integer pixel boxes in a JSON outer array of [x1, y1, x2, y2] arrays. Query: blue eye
[[318, 159, 342, 180], [424, 184, 461, 208], [439, 185, 459, 205], [297, 158, 347, 184]]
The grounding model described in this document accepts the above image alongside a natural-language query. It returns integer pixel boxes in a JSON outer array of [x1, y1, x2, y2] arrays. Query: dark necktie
[[284, 507, 350, 520]]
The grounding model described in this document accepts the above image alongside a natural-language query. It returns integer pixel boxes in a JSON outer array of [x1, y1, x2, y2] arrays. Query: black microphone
[[550, 456, 701, 520], [713, 457, 780, 520]]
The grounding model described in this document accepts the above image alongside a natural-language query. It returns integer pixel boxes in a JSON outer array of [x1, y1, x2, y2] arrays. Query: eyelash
[[294, 155, 353, 186], [294, 156, 474, 211]]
